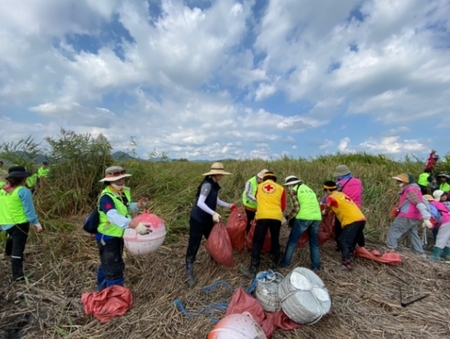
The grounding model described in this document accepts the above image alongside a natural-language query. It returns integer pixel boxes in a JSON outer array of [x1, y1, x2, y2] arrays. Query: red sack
[[354, 247, 402, 265], [81, 285, 133, 323], [296, 212, 335, 247], [226, 287, 301, 339], [225, 208, 247, 252], [246, 220, 271, 253], [205, 222, 234, 267]]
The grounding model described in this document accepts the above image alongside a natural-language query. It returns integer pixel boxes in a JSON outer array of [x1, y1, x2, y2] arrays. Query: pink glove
[[138, 197, 149, 208], [230, 204, 237, 211]]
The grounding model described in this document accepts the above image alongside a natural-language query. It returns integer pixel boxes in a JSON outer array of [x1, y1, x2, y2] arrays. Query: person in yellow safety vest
[[37, 161, 50, 188], [0, 170, 7, 189], [95, 166, 150, 291], [417, 168, 432, 195], [0, 166, 42, 282], [240, 171, 287, 279], [241, 169, 269, 233], [436, 171, 450, 193]]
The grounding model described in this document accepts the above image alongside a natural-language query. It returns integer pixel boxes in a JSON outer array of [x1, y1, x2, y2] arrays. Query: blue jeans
[[281, 219, 320, 270]]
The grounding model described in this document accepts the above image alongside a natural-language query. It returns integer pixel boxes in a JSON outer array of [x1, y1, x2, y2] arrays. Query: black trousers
[[96, 237, 125, 281], [244, 209, 256, 233], [251, 219, 281, 267], [186, 217, 214, 263], [336, 216, 365, 247], [338, 221, 366, 261], [6, 222, 30, 280]]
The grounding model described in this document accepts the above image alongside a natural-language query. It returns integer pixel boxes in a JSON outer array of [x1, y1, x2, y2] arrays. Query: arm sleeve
[[281, 190, 287, 212], [197, 194, 215, 215], [128, 202, 138, 214], [244, 181, 256, 201], [286, 190, 300, 219], [19, 188, 39, 225], [416, 202, 431, 220], [217, 197, 230, 208], [100, 195, 132, 229]]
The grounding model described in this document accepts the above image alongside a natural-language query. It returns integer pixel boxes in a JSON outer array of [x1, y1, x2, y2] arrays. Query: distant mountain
[[112, 151, 136, 161]]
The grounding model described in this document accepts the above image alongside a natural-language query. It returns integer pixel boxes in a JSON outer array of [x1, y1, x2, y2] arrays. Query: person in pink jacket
[[386, 173, 432, 255], [333, 165, 364, 250], [424, 194, 450, 260]]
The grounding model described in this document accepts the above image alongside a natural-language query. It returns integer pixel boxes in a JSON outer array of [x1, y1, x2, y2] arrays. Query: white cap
[[257, 169, 269, 179], [433, 189, 445, 201]]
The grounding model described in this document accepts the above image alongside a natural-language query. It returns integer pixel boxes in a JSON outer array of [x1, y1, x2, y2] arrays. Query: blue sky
[[1, 0, 449, 161]]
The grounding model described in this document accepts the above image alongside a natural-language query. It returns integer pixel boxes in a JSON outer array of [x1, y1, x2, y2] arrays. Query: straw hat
[[257, 169, 269, 180], [423, 194, 434, 201], [99, 166, 132, 182], [392, 173, 409, 184], [333, 165, 351, 178], [284, 175, 302, 186], [202, 162, 231, 176], [6, 166, 32, 179]]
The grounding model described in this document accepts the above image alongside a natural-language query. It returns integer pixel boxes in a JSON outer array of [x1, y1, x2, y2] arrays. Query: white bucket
[[278, 267, 331, 325], [123, 216, 166, 257], [208, 311, 267, 339], [255, 271, 284, 312]]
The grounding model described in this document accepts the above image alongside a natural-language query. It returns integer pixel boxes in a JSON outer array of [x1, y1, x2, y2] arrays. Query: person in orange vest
[[241, 169, 268, 233], [240, 171, 286, 278], [322, 180, 366, 271]]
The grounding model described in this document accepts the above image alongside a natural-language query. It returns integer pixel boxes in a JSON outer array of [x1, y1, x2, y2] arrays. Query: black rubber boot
[[240, 259, 259, 279], [11, 258, 24, 281], [186, 262, 196, 288]]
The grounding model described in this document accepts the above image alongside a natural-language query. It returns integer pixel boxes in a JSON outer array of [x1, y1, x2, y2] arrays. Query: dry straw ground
[[1, 221, 450, 339]]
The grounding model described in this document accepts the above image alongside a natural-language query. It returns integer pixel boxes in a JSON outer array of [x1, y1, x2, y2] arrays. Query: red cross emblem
[[263, 184, 276, 193]]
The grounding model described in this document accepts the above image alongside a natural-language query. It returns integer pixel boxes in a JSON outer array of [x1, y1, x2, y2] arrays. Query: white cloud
[[360, 136, 429, 154]]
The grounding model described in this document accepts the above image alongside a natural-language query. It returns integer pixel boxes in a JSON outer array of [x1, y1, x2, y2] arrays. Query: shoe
[[186, 262, 196, 288], [240, 265, 258, 279], [338, 260, 352, 271]]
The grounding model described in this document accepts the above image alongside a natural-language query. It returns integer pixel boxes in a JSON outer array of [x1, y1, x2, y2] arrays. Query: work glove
[[229, 204, 237, 211], [321, 209, 327, 215], [135, 222, 151, 235], [422, 219, 433, 229], [138, 197, 149, 208], [212, 212, 221, 223], [33, 223, 43, 233]]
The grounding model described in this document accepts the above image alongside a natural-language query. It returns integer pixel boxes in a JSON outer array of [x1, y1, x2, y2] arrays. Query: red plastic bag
[[225, 208, 247, 252], [354, 247, 402, 265], [81, 285, 133, 323], [246, 220, 271, 253], [205, 222, 234, 267], [296, 212, 335, 247], [226, 287, 301, 339]]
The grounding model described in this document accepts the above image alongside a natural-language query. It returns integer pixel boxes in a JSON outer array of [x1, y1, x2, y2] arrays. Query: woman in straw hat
[[0, 166, 42, 282], [95, 166, 150, 291], [185, 162, 235, 287]]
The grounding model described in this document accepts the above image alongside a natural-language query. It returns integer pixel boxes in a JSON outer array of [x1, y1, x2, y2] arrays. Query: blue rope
[[174, 272, 279, 323]]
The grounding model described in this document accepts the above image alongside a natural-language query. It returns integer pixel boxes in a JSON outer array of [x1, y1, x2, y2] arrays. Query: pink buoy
[[123, 210, 166, 257], [208, 312, 267, 339]]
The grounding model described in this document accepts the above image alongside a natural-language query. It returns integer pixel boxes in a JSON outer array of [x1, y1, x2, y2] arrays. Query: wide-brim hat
[[284, 175, 302, 186], [99, 166, 132, 182], [436, 172, 450, 179], [202, 162, 231, 176], [392, 173, 409, 184], [257, 169, 269, 180], [423, 194, 434, 201], [6, 166, 32, 179], [333, 165, 351, 178]]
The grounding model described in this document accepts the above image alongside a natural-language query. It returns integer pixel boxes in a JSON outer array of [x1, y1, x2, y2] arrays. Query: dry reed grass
[[1, 223, 450, 339]]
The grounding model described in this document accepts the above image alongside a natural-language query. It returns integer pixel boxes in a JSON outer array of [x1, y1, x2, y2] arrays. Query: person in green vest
[[37, 161, 50, 188], [26, 173, 39, 194], [417, 168, 432, 195], [0, 166, 42, 282], [95, 165, 150, 291], [241, 169, 268, 233], [280, 175, 322, 270], [436, 171, 450, 193], [0, 170, 7, 189]]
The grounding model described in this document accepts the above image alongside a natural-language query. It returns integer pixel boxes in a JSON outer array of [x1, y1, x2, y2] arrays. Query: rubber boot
[[240, 259, 259, 279], [186, 262, 196, 288], [105, 277, 124, 288], [97, 266, 107, 291], [11, 258, 24, 281], [441, 247, 450, 261], [428, 246, 443, 261]]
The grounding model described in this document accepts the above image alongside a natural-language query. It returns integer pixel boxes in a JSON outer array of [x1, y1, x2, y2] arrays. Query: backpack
[[83, 207, 100, 234]]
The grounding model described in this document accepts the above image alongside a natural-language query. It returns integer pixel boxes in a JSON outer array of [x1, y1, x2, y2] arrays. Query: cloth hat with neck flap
[[392, 173, 416, 184], [202, 162, 231, 176], [99, 166, 132, 182], [257, 169, 269, 179], [333, 165, 351, 178], [6, 166, 32, 179], [433, 189, 446, 201]]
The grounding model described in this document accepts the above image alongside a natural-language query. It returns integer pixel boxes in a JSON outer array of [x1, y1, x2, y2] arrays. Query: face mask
[[399, 183, 404, 188], [112, 183, 124, 191]]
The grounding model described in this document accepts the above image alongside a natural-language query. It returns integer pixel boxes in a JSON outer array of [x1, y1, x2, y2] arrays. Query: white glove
[[321, 209, 327, 215], [135, 222, 151, 235], [422, 219, 433, 229], [34, 223, 43, 233], [212, 212, 221, 223]]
